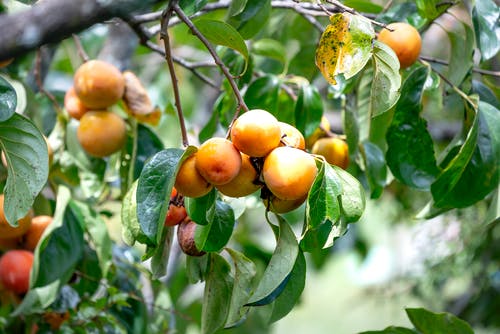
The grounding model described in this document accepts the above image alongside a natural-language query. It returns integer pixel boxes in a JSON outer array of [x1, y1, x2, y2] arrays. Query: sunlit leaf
[[315, 13, 374, 85], [195, 19, 249, 75], [472, 0, 500, 60], [195, 200, 235, 252], [406, 308, 474, 334], [371, 40, 401, 116], [226, 0, 271, 39], [294, 84, 324, 138]]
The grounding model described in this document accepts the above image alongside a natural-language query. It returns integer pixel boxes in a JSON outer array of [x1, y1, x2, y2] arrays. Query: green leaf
[[227, 0, 247, 17], [334, 166, 366, 223], [306, 160, 342, 228], [299, 220, 334, 252], [386, 66, 440, 190], [472, 80, 500, 110], [134, 124, 164, 180], [415, 0, 451, 20], [0, 76, 16, 121], [406, 308, 474, 334], [294, 84, 324, 138], [359, 327, 417, 334], [194, 19, 249, 75], [13, 281, 61, 316], [199, 108, 219, 143], [121, 180, 141, 246], [431, 101, 479, 208], [185, 187, 217, 226], [315, 13, 374, 85], [361, 141, 387, 199], [252, 38, 287, 71], [227, 0, 271, 40], [446, 21, 474, 86], [0, 113, 49, 225], [150, 225, 175, 278], [186, 255, 209, 284], [343, 0, 383, 14], [194, 200, 235, 252], [137, 147, 191, 246], [371, 40, 401, 116], [225, 248, 256, 327], [247, 220, 299, 305], [69, 201, 112, 278], [472, 0, 500, 60], [269, 250, 306, 323], [179, 0, 208, 16], [202, 253, 233, 334], [244, 75, 280, 116], [432, 102, 499, 208]]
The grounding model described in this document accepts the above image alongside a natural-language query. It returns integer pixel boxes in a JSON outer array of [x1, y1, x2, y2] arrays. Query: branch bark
[[0, 0, 158, 61]]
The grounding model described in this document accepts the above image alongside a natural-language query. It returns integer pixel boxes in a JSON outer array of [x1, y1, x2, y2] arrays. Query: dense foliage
[[0, 0, 498, 333]]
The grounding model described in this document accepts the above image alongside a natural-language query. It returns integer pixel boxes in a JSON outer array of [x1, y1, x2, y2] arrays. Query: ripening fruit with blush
[[0, 194, 33, 239], [263, 147, 318, 200], [64, 86, 88, 120], [217, 153, 262, 197], [165, 187, 187, 227], [230, 109, 281, 157], [378, 22, 421, 69], [278, 122, 306, 150], [311, 137, 349, 169], [195, 138, 242, 185], [263, 194, 307, 214], [73, 59, 125, 109], [175, 155, 213, 198], [77, 111, 127, 157], [23, 215, 52, 251], [177, 218, 205, 257], [0, 250, 34, 294]]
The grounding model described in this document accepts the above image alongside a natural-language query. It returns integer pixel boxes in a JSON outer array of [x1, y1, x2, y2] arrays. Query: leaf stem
[[324, 0, 392, 30], [160, 2, 189, 147], [172, 3, 249, 124]]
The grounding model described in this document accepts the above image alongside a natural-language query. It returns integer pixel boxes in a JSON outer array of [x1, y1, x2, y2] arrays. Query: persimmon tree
[[0, 0, 498, 333]]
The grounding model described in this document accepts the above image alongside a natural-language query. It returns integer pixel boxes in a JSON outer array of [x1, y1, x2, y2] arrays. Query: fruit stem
[[172, 4, 249, 122], [160, 2, 189, 147]]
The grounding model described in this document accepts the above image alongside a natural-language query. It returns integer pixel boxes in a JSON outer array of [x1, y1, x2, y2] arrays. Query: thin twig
[[173, 3, 249, 122], [34, 50, 63, 115], [420, 55, 500, 77], [420, 59, 477, 108], [325, 0, 391, 29], [161, 1, 189, 147], [72, 34, 89, 62], [124, 16, 219, 88]]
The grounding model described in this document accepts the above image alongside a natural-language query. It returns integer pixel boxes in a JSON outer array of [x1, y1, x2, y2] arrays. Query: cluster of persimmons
[[165, 109, 350, 256]]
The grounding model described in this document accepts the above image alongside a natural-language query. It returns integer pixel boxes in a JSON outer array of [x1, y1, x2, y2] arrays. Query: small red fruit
[[0, 250, 34, 294]]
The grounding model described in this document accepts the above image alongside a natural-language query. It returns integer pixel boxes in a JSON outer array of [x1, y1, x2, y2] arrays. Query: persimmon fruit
[[64, 86, 88, 120], [177, 218, 205, 257], [216, 153, 262, 197], [73, 60, 125, 109], [195, 138, 242, 185], [278, 122, 306, 150], [24, 215, 52, 251], [311, 137, 349, 169], [77, 111, 127, 157], [0, 250, 33, 294], [263, 194, 307, 214], [378, 22, 421, 69], [175, 155, 213, 198], [263, 147, 318, 200], [0, 194, 33, 239], [230, 109, 281, 157]]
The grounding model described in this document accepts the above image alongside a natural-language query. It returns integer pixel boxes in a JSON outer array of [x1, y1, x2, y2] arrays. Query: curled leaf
[[315, 13, 375, 85], [122, 71, 161, 125]]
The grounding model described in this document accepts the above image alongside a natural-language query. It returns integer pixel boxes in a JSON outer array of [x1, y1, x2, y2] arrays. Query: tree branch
[[0, 0, 159, 61]]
